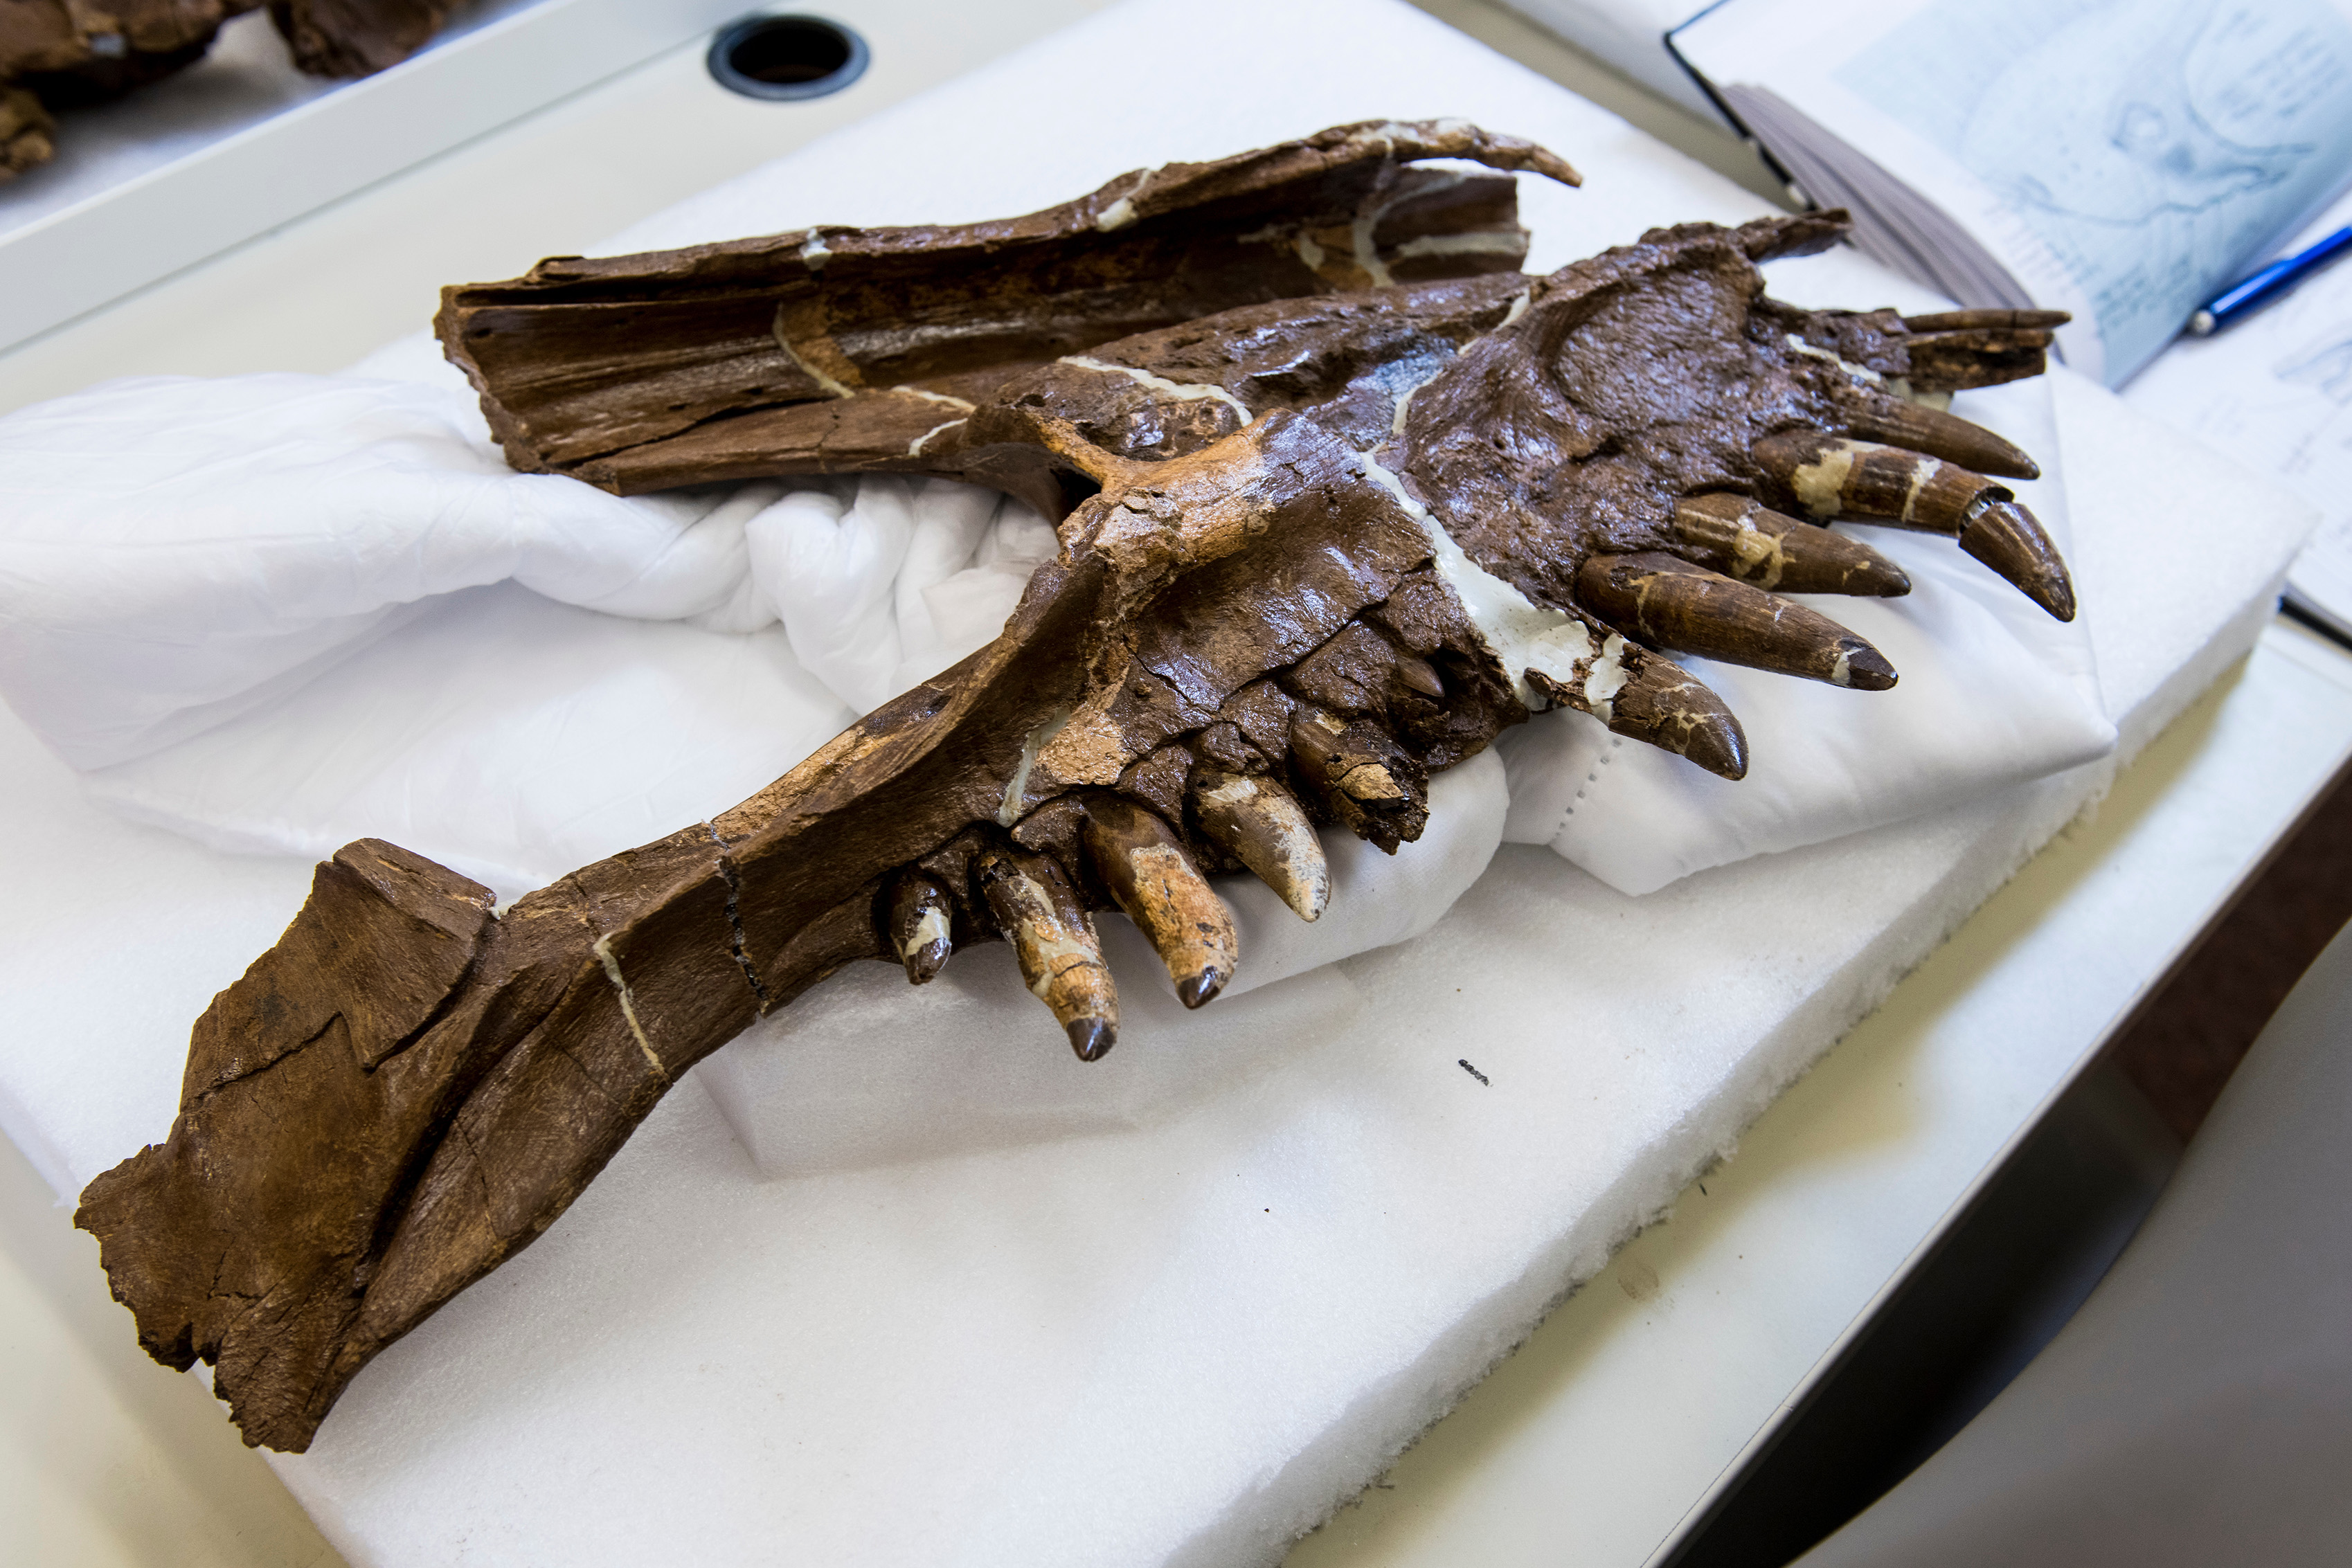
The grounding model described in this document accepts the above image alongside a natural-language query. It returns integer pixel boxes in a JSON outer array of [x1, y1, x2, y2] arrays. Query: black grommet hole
[[708, 14, 870, 101]]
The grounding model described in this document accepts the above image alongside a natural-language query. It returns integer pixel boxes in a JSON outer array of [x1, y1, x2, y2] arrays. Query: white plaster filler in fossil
[[0, 3, 2316, 1567]]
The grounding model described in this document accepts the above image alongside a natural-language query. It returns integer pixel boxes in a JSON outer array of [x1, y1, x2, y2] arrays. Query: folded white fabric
[[0, 3, 2309, 1565], [1498, 366, 2117, 894], [0, 367, 1075, 893], [0, 332, 2110, 910]]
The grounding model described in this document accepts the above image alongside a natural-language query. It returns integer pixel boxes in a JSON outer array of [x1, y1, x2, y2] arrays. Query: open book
[[1670, 0, 2352, 387], [2124, 183, 2352, 642], [1670, 0, 2352, 637]]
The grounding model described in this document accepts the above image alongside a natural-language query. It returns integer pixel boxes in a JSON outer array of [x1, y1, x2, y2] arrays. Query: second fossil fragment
[[75, 123, 2086, 1458]]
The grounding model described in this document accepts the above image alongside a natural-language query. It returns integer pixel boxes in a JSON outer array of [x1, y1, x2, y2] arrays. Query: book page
[[2124, 190, 2352, 639], [1676, 0, 2352, 385], [1843, 0, 2352, 386]]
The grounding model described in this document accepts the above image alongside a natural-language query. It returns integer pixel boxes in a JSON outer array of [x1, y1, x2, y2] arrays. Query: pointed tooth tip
[[1685, 718, 1748, 782], [1397, 658, 1446, 698], [1066, 1018, 1116, 1061], [1841, 641, 1898, 690], [2010, 567, 2078, 621], [1962, 499, 2077, 621], [1176, 969, 1226, 1009], [901, 939, 950, 985]]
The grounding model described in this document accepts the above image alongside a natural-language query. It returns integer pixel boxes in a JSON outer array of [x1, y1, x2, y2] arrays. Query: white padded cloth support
[[0, 2, 2314, 1566], [0, 52, 2106, 913]]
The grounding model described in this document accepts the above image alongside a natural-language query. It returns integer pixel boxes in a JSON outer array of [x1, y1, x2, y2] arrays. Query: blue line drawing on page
[[2277, 330, 2352, 404], [1844, 0, 2352, 383]]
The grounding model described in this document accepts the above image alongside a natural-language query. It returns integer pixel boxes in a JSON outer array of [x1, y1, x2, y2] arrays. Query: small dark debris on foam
[[1458, 1058, 1490, 1086]]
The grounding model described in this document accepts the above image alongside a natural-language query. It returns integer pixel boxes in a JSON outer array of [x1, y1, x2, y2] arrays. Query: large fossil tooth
[[1081, 797, 1239, 1008], [1752, 431, 1997, 534], [971, 846, 1118, 1059], [886, 871, 956, 984], [1842, 396, 2040, 480], [1750, 430, 2073, 620], [1287, 705, 1429, 853], [1892, 316, 2065, 394], [1576, 552, 1897, 690], [1669, 494, 1910, 597], [1190, 768, 1331, 922], [1901, 309, 2072, 333], [1960, 497, 2077, 622], [1530, 658, 1750, 781], [66, 196, 2097, 1459], [1392, 652, 1446, 699]]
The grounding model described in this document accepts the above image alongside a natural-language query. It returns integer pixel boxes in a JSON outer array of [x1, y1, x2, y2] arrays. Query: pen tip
[[2187, 310, 2215, 336]]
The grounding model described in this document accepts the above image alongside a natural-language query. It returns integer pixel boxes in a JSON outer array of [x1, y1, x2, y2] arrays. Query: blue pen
[[2187, 225, 2352, 336]]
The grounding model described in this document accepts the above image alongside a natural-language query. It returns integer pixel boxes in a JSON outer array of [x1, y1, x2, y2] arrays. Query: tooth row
[[1749, 429, 2076, 622], [879, 756, 1345, 1060]]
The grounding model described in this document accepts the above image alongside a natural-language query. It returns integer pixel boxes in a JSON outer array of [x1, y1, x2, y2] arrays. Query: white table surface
[[5, 6, 2347, 1566]]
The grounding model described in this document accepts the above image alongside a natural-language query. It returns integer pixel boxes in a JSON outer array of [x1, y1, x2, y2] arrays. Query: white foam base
[[0, 1, 2318, 1565]]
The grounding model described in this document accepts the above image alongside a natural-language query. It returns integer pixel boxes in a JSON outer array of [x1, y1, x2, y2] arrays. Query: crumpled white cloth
[[0, 318, 2112, 912], [0, 368, 1063, 895]]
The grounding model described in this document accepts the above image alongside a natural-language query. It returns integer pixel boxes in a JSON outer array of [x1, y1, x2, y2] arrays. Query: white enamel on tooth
[[1784, 333, 1883, 385], [1501, 289, 1532, 327], [1831, 647, 1853, 686], [1901, 455, 1934, 524], [800, 234, 832, 272], [591, 935, 667, 1080], [1058, 356, 1254, 422], [899, 905, 951, 960], [1732, 519, 1786, 590], [999, 703, 1075, 827], [1790, 444, 1855, 518], [1295, 232, 1328, 271]]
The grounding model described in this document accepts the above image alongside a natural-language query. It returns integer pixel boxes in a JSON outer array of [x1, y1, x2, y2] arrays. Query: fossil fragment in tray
[[0, 0, 466, 181], [75, 121, 2075, 1453]]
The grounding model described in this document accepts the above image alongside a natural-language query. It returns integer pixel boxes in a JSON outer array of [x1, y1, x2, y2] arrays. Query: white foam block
[[0, 1, 2316, 1565]]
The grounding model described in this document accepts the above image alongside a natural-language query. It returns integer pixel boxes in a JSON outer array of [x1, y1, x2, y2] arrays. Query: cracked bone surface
[[77, 126, 2081, 1454]]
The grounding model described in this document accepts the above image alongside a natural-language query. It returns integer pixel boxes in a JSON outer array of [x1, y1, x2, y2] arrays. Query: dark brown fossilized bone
[[0, 84, 53, 178], [267, 0, 460, 77], [0, 0, 460, 179], [0, 0, 260, 118], [436, 118, 1581, 497], [78, 126, 2074, 1454]]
